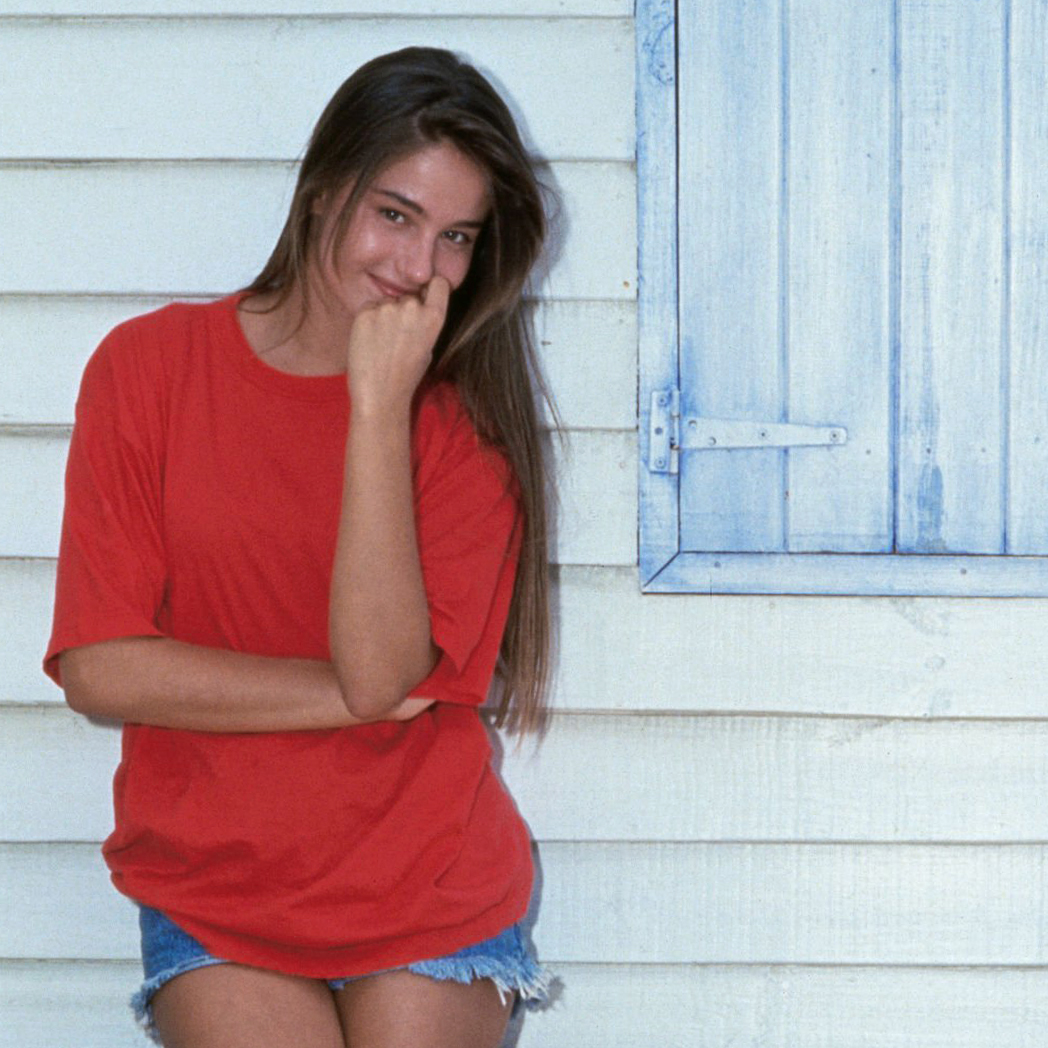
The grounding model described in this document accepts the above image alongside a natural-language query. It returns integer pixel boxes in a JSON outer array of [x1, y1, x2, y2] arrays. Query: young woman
[[45, 47, 554, 1048]]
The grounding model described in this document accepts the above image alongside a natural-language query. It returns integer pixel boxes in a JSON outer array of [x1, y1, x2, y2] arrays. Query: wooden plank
[[16, 559, 1048, 717], [522, 963, 1048, 1048], [647, 549, 1048, 596], [1, 962, 147, 1048], [0, 19, 633, 162], [1008, 0, 1048, 553], [552, 431, 636, 566], [786, 0, 893, 552], [554, 566, 1048, 716], [0, 559, 58, 707], [535, 300, 636, 431], [677, 0, 785, 553], [636, 0, 680, 581], [8, 705, 1048, 845], [6, 840, 1048, 964], [0, 433, 66, 560], [0, 428, 634, 564], [897, 1, 1006, 553], [0, 162, 634, 301], [4, 0, 630, 13], [0, 296, 636, 430], [4, 960, 1048, 1048]]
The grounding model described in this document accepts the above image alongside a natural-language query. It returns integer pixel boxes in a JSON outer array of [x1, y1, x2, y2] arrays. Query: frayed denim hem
[[328, 925, 553, 1009], [133, 904, 552, 1038], [408, 949, 553, 1009], [131, 955, 226, 1044]]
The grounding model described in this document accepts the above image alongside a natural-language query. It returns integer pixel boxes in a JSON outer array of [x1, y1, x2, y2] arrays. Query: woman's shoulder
[[101, 297, 229, 354], [87, 297, 235, 385]]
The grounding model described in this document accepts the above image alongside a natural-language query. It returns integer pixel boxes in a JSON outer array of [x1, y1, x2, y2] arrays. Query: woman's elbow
[[335, 676, 404, 721], [331, 642, 439, 720], [59, 648, 122, 718]]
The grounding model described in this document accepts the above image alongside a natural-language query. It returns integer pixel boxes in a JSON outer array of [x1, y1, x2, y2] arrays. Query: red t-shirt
[[44, 296, 533, 977]]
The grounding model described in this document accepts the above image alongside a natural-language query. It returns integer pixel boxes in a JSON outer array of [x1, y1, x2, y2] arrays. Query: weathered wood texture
[[0, 162, 634, 298], [6, 705, 1048, 844], [4, 961, 1048, 1048], [0, 430, 636, 565], [786, 0, 892, 553], [897, 0, 1005, 554], [5, 0, 629, 12], [6, 840, 1048, 965], [1008, 0, 1048, 552], [642, 0, 1048, 589], [10, 559, 1048, 718], [676, 0, 785, 553], [0, 296, 635, 429], [0, 19, 633, 161]]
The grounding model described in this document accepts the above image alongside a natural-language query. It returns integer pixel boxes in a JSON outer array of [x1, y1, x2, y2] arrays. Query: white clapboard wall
[[3, 4, 1048, 1048]]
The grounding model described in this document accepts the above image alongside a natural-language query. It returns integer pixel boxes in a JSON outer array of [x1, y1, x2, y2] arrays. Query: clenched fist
[[345, 276, 451, 416]]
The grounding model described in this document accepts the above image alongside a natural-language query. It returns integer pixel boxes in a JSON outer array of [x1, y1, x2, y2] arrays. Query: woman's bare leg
[[334, 969, 513, 1048], [150, 963, 346, 1048]]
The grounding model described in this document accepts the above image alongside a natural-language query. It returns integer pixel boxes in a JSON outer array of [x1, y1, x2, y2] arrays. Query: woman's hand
[[346, 276, 451, 415]]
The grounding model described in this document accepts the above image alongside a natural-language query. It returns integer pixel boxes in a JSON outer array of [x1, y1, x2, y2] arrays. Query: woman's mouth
[[369, 275, 413, 299]]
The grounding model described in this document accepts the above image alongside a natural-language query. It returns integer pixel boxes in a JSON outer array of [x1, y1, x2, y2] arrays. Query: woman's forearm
[[327, 281, 450, 720], [60, 637, 432, 732], [328, 404, 438, 720]]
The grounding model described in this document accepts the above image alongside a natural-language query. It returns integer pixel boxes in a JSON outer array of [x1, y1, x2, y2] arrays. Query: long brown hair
[[244, 47, 554, 734]]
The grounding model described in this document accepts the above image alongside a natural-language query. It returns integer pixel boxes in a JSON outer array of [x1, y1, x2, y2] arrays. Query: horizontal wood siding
[[4, 0, 630, 15], [5, 962, 1047, 1048], [6, 840, 1048, 965], [6, 706, 1048, 844], [0, 296, 636, 429], [0, 430, 637, 565], [14, 559, 1048, 718], [0, 162, 634, 296], [0, 19, 633, 161]]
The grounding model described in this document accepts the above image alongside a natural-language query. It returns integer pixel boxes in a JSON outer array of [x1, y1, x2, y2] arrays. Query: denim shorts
[[133, 905, 550, 1042]]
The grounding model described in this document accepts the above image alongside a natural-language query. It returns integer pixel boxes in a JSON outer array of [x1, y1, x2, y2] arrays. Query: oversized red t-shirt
[[44, 296, 533, 977]]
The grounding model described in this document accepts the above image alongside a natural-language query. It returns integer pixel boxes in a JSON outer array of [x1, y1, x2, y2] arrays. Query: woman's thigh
[[333, 968, 513, 1048], [151, 962, 346, 1048]]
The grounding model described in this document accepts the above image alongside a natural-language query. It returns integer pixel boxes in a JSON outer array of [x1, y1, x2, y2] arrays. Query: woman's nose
[[395, 235, 436, 288]]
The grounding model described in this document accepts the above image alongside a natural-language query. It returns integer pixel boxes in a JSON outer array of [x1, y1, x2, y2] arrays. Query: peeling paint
[[916, 463, 947, 552]]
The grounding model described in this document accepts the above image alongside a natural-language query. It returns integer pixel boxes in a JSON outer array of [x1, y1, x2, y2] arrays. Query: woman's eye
[[381, 208, 405, 223], [444, 230, 473, 247]]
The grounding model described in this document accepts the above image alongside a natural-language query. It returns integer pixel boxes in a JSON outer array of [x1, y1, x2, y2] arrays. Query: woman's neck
[[237, 283, 352, 377]]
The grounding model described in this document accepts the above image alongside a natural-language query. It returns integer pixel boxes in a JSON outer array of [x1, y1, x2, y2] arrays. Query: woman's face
[[312, 141, 491, 323]]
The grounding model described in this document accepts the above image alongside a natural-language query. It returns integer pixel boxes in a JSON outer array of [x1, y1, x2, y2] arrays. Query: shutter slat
[[897, 1, 1006, 554], [786, 0, 893, 553], [678, 0, 785, 553], [1007, 0, 1048, 553]]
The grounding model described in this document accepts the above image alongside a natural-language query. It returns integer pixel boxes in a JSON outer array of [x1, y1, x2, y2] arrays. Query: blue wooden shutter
[[638, 0, 1048, 595]]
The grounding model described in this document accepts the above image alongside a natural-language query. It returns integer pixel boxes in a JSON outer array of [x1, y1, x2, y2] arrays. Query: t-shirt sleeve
[[408, 389, 522, 707], [43, 321, 168, 685]]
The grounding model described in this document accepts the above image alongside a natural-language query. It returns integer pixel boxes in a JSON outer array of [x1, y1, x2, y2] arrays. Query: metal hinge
[[648, 389, 848, 475]]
